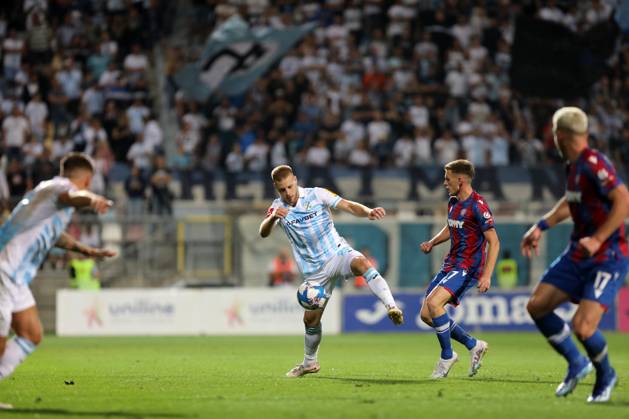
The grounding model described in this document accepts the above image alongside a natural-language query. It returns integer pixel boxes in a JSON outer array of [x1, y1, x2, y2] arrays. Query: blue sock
[[450, 320, 477, 350], [578, 330, 611, 376], [533, 312, 583, 367], [432, 313, 453, 359]]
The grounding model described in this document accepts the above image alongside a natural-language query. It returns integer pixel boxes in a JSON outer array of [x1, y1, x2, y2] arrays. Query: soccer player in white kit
[[0, 153, 116, 408], [260, 165, 404, 378]]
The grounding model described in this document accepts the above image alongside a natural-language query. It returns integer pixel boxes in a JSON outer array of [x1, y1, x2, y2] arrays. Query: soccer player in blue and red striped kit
[[521, 107, 629, 403], [419, 159, 500, 378]]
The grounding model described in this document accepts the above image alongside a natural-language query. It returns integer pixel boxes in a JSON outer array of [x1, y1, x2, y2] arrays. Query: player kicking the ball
[[521, 107, 629, 403], [260, 165, 404, 378], [419, 159, 500, 379]]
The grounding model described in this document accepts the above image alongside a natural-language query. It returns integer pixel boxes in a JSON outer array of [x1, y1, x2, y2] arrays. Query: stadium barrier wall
[[342, 291, 617, 333], [56, 288, 342, 336]]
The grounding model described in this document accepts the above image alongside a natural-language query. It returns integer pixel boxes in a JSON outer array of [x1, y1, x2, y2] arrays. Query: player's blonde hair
[[445, 159, 475, 179], [552, 106, 588, 135], [271, 165, 294, 182]]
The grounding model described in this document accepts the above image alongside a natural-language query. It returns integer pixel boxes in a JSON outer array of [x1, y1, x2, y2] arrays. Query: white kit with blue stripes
[[270, 187, 349, 276], [0, 177, 76, 285]]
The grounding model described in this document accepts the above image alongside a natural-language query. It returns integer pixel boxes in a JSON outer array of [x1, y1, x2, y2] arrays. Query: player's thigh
[[572, 300, 605, 340], [11, 306, 42, 345]]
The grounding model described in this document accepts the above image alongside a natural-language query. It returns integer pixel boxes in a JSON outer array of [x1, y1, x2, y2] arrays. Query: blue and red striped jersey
[[442, 191, 495, 276], [565, 148, 628, 262]]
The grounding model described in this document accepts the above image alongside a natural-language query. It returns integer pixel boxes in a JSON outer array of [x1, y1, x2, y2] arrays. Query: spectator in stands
[[225, 143, 244, 199], [304, 137, 340, 193], [125, 164, 147, 217], [268, 248, 298, 287], [2, 105, 30, 160], [6, 158, 30, 210], [496, 250, 518, 289], [149, 154, 173, 215]]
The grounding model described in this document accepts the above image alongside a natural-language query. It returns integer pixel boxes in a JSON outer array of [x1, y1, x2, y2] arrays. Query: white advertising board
[[56, 288, 342, 336]]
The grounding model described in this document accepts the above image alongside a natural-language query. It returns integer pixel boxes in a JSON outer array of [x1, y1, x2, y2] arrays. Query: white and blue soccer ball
[[296, 281, 328, 310]]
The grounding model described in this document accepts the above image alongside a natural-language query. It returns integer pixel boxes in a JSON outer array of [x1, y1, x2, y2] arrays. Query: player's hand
[[520, 225, 542, 258], [578, 236, 601, 257], [477, 274, 491, 293], [420, 241, 433, 254], [90, 196, 114, 214], [368, 207, 386, 220], [273, 207, 289, 219], [83, 247, 118, 258]]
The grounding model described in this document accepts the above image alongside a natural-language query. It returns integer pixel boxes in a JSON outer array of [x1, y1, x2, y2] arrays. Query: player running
[[0, 153, 117, 407], [521, 107, 629, 403], [419, 159, 500, 378], [260, 165, 404, 378]]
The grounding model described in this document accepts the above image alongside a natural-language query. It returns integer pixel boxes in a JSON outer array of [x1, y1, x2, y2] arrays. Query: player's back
[[269, 187, 346, 276], [443, 191, 495, 275], [566, 148, 628, 261], [0, 176, 76, 284]]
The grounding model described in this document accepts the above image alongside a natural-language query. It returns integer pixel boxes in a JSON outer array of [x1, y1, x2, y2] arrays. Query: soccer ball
[[296, 281, 328, 310]]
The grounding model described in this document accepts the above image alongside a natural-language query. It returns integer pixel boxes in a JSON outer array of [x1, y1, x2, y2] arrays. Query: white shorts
[[303, 247, 363, 299], [0, 272, 36, 337]]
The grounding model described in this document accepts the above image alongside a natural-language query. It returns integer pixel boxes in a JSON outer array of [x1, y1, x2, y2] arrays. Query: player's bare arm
[[521, 197, 570, 257], [478, 228, 500, 293], [55, 232, 117, 258], [259, 207, 289, 238], [420, 224, 450, 253], [335, 199, 385, 220], [58, 190, 113, 214], [579, 184, 629, 256]]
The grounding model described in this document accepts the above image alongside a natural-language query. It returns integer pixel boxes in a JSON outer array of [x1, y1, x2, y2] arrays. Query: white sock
[[304, 325, 322, 366], [0, 336, 36, 380], [364, 268, 396, 309]]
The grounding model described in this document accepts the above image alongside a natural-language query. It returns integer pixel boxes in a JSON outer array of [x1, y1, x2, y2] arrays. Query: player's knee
[[350, 256, 370, 276], [425, 298, 441, 317], [526, 298, 544, 319], [20, 330, 42, 346], [572, 318, 596, 341], [420, 313, 432, 326]]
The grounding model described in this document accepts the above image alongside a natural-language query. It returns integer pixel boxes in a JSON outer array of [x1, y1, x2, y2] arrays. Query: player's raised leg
[[573, 300, 616, 403], [350, 256, 403, 325], [527, 282, 592, 397], [0, 306, 41, 380], [286, 309, 323, 378]]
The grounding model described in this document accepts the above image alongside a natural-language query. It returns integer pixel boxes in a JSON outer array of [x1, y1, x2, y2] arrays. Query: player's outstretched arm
[[55, 232, 117, 258], [478, 228, 500, 293], [259, 207, 288, 238], [419, 224, 450, 253], [521, 197, 570, 257], [335, 199, 385, 220], [58, 190, 113, 214], [579, 184, 629, 256]]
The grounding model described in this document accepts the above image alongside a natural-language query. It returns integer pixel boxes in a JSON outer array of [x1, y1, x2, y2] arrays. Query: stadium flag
[[174, 15, 315, 101], [511, 16, 618, 99]]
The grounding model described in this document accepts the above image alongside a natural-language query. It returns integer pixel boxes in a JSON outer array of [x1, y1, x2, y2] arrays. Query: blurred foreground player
[[521, 107, 629, 402]]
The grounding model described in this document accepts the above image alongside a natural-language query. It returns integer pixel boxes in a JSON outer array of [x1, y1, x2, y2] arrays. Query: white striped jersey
[[0, 177, 76, 285], [267, 187, 348, 276]]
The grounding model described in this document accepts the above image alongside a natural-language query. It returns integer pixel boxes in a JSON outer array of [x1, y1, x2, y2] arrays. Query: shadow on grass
[[0, 408, 191, 418], [312, 376, 433, 385], [468, 377, 564, 385]]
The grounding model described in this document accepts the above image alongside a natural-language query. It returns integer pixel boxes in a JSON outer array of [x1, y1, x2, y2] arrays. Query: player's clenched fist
[[420, 241, 433, 254], [368, 207, 386, 220], [90, 196, 113, 214], [520, 225, 542, 257]]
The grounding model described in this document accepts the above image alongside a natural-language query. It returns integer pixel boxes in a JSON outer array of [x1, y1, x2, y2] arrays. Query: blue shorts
[[425, 269, 476, 306], [540, 253, 628, 310]]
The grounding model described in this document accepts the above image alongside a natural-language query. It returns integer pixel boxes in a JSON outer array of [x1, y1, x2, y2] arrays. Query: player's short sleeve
[[313, 187, 342, 208], [584, 151, 623, 197], [473, 199, 495, 232], [46, 178, 76, 207]]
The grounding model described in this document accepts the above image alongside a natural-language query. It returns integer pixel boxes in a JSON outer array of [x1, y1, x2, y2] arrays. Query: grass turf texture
[[1, 333, 628, 418]]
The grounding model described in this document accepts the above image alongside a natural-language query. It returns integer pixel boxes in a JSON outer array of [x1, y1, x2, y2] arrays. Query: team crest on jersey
[[588, 155, 598, 165], [483, 211, 491, 219], [597, 168, 609, 180]]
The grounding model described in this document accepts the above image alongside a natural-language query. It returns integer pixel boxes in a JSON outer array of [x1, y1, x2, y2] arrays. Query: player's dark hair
[[271, 165, 294, 182], [445, 159, 475, 179], [60, 153, 94, 177]]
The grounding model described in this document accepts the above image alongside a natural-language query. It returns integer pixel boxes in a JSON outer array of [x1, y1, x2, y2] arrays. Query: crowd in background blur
[[169, 0, 629, 200], [0, 0, 628, 212]]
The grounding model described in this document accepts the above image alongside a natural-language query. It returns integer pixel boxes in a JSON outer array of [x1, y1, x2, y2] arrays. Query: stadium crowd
[[0, 0, 627, 209]]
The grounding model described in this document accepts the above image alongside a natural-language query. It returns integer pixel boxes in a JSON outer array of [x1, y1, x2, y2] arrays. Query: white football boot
[[430, 352, 458, 379], [468, 340, 489, 377], [286, 362, 321, 378]]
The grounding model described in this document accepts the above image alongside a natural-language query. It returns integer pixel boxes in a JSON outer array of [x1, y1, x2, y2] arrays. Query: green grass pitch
[[1, 333, 628, 418]]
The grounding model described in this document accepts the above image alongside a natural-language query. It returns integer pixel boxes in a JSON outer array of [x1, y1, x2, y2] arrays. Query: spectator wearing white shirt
[[2, 105, 30, 159], [348, 140, 374, 196], [126, 99, 150, 134], [225, 143, 244, 199], [434, 130, 460, 166], [367, 111, 391, 164], [127, 133, 152, 173], [24, 93, 48, 141], [3, 29, 25, 80], [304, 138, 340, 193], [124, 43, 148, 84], [244, 137, 269, 172], [142, 114, 163, 152], [55, 58, 82, 112], [408, 127, 437, 200]]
